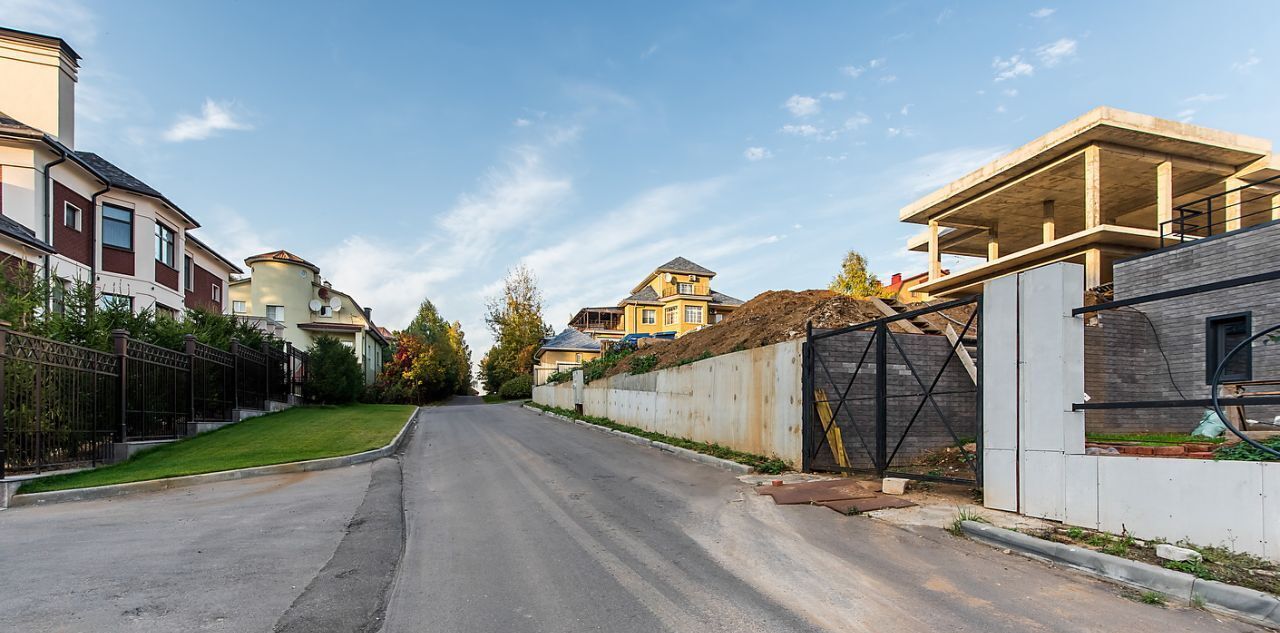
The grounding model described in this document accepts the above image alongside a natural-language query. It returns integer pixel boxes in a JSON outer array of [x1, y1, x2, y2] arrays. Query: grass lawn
[[1085, 432, 1226, 446], [19, 404, 415, 494], [481, 394, 504, 403]]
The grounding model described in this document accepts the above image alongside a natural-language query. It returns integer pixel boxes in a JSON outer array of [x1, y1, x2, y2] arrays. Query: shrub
[[304, 336, 364, 404], [546, 369, 573, 384], [497, 374, 533, 400], [628, 354, 658, 374]]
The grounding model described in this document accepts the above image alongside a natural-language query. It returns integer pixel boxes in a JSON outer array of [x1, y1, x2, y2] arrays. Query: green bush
[[1214, 437, 1280, 461], [497, 374, 533, 399], [546, 369, 573, 384], [304, 336, 364, 404], [628, 354, 658, 374]]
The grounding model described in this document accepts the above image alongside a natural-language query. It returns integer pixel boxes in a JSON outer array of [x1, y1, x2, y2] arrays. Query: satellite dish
[[308, 299, 323, 312], [329, 297, 342, 311], [664, 273, 673, 282]]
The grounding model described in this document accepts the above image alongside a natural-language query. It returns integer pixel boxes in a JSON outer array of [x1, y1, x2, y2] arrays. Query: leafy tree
[[447, 321, 473, 394], [482, 265, 550, 392], [368, 298, 472, 403], [497, 374, 532, 399], [829, 250, 883, 298], [304, 336, 364, 403]]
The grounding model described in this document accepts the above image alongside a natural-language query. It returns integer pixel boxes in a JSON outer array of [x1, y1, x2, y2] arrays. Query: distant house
[[533, 328, 601, 385], [617, 257, 743, 338], [881, 270, 946, 303], [228, 250, 387, 384]]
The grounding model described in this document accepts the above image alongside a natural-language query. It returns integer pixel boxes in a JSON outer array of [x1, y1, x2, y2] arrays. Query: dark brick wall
[[184, 262, 223, 312], [52, 180, 93, 266], [102, 245, 133, 275], [155, 259, 178, 291], [810, 329, 977, 474], [1086, 220, 1280, 433]]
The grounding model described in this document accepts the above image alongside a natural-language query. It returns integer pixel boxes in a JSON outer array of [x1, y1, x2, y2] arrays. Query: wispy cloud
[[841, 57, 886, 79], [780, 123, 836, 141], [936, 8, 954, 24], [878, 75, 898, 84], [844, 112, 871, 130], [1232, 51, 1261, 73], [1176, 108, 1197, 123], [1001, 88, 1019, 97], [1183, 93, 1226, 103], [992, 55, 1034, 81], [868, 58, 886, 68], [820, 91, 846, 101], [0, 0, 97, 44], [641, 43, 660, 59], [1035, 38, 1077, 67], [1029, 7, 1056, 18], [163, 99, 252, 142], [743, 146, 772, 161], [899, 104, 913, 116], [898, 146, 1009, 193], [783, 95, 821, 117], [513, 117, 532, 127]]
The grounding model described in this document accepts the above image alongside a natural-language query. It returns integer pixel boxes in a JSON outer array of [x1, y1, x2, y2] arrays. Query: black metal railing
[[232, 341, 268, 412], [288, 346, 309, 400], [118, 334, 192, 441], [188, 336, 235, 422], [265, 344, 290, 403], [1161, 174, 1280, 246]]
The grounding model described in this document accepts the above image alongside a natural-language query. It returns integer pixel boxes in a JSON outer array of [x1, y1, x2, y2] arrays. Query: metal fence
[[1, 327, 310, 478]]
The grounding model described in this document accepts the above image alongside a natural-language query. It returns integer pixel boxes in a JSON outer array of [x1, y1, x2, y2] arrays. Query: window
[[154, 222, 175, 267], [575, 353, 583, 363], [677, 282, 695, 294], [51, 279, 67, 314], [664, 306, 677, 325], [642, 309, 656, 324], [211, 283, 222, 303], [102, 204, 133, 249], [266, 305, 285, 322], [99, 293, 132, 311], [1206, 312, 1252, 383], [156, 304, 177, 320], [232, 300, 246, 314], [684, 305, 703, 324], [184, 255, 194, 291], [319, 305, 333, 317], [63, 203, 81, 231]]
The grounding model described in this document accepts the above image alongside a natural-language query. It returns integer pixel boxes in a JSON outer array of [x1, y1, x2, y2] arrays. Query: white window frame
[[102, 203, 133, 250], [641, 309, 656, 324], [100, 293, 133, 311], [684, 305, 703, 324], [664, 306, 677, 326], [184, 255, 194, 291], [232, 300, 246, 314], [677, 282, 695, 295], [266, 304, 285, 322], [211, 283, 222, 302], [154, 221, 175, 268], [63, 202, 81, 231]]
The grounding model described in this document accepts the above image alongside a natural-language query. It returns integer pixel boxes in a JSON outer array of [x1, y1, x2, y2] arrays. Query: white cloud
[[868, 58, 886, 69], [784, 95, 821, 117], [743, 146, 772, 161], [820, 91, 846, 101], [641, 43, 659, 59], [995, 104, 1007, 114], [163, 99, 252, 142], [0, 0, 97, 44], [936, 8, 954, 24], [1002, 88, 1019, 97], [878, 75, 898, 84], [191, 207, 278, 267], [843, 112, 871, 130], [900, 104, 913, 116], [1232, 51, 1261, 73], [840, 65, 865, 78], [1177, 108, 1196, 123], [1183, 93, 1226, 103], [513, 117, 532, 127], [1035, 38, 1077, 67], [992, 55, 1034, 81], [1029, 7, 1056, 18], [898, 146, 1009, 193]]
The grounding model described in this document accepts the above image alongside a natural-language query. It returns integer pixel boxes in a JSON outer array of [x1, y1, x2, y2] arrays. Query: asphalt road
[[0, 397, 1264, 632]]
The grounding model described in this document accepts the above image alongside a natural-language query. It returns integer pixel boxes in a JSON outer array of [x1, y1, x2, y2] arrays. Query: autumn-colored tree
[[829, 250, 883, 298], [482, 265, 551, 393], [369, 298, 471, 402]]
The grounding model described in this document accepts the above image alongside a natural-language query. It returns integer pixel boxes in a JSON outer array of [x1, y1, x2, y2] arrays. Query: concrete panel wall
[[532, 340, 804, 465]]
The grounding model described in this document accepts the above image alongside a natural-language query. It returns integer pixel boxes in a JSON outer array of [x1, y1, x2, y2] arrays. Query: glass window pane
[[103, 220, 131, 248]]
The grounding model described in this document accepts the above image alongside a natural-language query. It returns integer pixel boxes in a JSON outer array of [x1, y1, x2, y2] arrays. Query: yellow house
[[618, 257, 743, 338], [532, 328, 601, 385], [228, 250, 387, 384]]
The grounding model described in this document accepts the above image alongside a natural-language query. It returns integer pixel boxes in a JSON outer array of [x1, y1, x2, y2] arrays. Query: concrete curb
[[5, 407, 420, 509], [961, 521, 1280, 628], [521, 404, 754, 474]]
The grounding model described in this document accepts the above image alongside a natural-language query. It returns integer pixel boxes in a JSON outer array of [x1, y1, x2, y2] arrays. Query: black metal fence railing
[[1, 327, 311, 478], [1161, 174, 1280, 247]]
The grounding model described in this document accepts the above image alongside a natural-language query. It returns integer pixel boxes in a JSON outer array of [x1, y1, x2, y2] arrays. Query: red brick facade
[[102, 245, 133, 275], [52, 180, 93, 266], [155, 259, 178, 290], [184, 261, 223, 312]]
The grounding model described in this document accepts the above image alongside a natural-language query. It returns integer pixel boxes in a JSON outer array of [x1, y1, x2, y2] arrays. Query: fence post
[[874, 322, 888, 476], [230, 339, 241, 411], [285, 341, 295, 401], [112, 329, 129, 443], [261, 342, 272, 404], [184, 335, 197, 427], [801, 321, 813, 473], [0, 324, 6, 480]]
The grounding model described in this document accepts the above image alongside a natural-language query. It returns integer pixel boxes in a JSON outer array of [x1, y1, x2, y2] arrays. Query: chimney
[[0, 27, 81, 147], [363, 307, 372, 321], [891, 273, 902, 285]]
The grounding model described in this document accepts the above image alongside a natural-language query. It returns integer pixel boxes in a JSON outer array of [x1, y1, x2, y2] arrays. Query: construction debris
[[756, 478, 916, 516]]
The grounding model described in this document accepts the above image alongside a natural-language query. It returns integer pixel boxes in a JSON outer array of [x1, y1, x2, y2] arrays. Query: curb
[[961, 521, 1280, 628], [521, 404, 754, 474], [5, 407, 420, 509]]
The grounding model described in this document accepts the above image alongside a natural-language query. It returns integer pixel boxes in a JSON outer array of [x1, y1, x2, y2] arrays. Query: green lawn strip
[[19, 404, 415, 494], [528, 402, 788, 474], [481, 394, 504, 403], [1085, 432, 1225, 446]]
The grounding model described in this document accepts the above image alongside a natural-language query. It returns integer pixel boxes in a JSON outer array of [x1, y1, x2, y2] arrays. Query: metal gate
[[802, 296, 982, 485]]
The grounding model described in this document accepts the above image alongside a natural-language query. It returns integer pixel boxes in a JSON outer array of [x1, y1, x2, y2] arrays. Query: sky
[[4, 0, 1278, 362]]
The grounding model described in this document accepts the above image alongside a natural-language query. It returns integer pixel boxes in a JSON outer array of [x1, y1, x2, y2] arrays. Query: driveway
[[0, 397, 1263, 632]]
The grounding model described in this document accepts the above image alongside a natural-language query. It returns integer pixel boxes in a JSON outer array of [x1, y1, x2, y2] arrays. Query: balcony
[[658, 281, 710, 298], [1161, 174, 1280, 246]]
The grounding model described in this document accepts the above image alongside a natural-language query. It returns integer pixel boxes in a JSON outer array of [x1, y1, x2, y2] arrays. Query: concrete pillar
[[987, 223, 999, 261], [1224, 177, 1244, 232], [927, 219, 941, 280], [1084, 146, 1102, 228], [1156, 160, 1174, 232], [1084, 248, 1103, 290], [982, 273, 1019, 512], [1041, 200, 1056, 243], [1272, 193, 1280, 221]]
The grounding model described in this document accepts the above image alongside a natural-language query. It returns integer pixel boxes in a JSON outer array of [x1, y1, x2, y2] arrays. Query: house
[[0, 26, 240, 315], [533, 328, 601, 385], [567, 306, 624, 341], [899, 106, 1278, 297], [228, 250, 387, 384], [617, 257, 743, 338], [881, 270, 944, 302]]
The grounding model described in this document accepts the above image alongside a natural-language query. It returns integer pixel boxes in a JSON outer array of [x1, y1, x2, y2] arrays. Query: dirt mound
[[606, 290, 973, 378]]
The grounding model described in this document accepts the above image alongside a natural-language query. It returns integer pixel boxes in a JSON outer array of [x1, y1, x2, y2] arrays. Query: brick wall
[[52, 180, 93, 266], [184, 262, 223, 312], [1085, 220, 1280, 433], [810, 329, 977, 474]]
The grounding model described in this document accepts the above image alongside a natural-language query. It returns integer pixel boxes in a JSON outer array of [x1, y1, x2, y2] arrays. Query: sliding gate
[[801, 296, 982, 486]]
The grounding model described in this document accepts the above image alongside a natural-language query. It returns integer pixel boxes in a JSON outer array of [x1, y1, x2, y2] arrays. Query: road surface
[[0, 396, 1262, 632]]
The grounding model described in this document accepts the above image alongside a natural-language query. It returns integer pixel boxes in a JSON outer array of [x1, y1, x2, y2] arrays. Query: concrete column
[[1272, 193, 1280, 221], [1156, 160, 1174, 232], [927, 219, 941, 280], [1084, 248, 1103, 290], [982, 273, 1019, 512], [1224, 177, 1244, 232], [1084, 146, 1102, 228], [1041, 200, 1056, 243], [987, 223, 999, 261]]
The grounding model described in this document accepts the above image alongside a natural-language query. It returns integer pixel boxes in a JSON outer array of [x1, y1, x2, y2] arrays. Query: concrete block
[[882, 477, 909, 495], [1156, 544, 1202, 563]]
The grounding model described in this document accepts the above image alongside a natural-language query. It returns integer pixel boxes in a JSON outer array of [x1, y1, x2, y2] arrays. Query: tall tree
[[829, 250, 883, 298], [482, 265, 550, 392]]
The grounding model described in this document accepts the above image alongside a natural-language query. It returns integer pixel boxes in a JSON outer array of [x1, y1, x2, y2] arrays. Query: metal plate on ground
[[756, 479, 877, 505], [818, 496, 916, 515]]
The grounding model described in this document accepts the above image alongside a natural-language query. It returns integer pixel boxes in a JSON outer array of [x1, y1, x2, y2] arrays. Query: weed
[[948, 506, 990, 536], [1138, 591, 1165, 606], [1066, 527, 1085, 540], [628, 354, 659, 374], [1164, 559, 1215, 580], [1085, 533, 1111, 548], [1191, 594, 1206, 610]]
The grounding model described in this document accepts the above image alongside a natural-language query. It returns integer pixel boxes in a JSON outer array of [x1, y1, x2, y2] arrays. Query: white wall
[[532, 339, 804, 465]]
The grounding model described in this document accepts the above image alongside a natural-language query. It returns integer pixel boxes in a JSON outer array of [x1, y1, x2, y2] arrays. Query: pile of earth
[[604, 289, 975, 378]]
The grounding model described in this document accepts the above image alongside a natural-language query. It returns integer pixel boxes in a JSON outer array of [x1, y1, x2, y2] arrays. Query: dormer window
[[677, 282, 695, 294]]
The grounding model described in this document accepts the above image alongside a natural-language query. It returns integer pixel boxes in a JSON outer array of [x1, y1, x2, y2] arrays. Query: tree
[[304, 336, 364, 403], [829, 250, 882, 298], [482, 265, 550, 392], [368, 298, 472, 403]]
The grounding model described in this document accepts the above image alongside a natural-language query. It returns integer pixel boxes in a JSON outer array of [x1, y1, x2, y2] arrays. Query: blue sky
[[5, 0, 1278, 356]]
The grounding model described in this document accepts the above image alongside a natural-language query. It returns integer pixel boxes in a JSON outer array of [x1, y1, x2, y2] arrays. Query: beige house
[[229, 250, 387, 384], [901, 107, 1278, 296]]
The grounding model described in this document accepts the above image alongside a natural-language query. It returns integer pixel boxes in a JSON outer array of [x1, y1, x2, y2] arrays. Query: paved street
[[0, 397, 1264, 632]]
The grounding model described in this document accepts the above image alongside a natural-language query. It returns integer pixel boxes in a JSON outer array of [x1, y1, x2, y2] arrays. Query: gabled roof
[[709, 290, 744, 306], [536, 328, 601, 355], [656, 257, 715, 276], [0, 214, 55, 254], [73, 152, 199, 228], [244, 249, 321, 273], [185, 234, 244, 274], [621, 285, 660, 304]]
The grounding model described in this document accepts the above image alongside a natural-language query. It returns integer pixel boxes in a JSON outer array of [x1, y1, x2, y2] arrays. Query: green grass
[[481, 394, 504, 403], [19, 404, 415, 494], [1085, 432, 1224, 446]]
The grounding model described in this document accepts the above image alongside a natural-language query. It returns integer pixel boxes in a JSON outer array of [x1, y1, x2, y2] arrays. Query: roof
[[0, 111, 43, 139], [709, 290, 744, 306], [0, 26, 81, 62], [185, 234, 244, 274], [0, 214, 55, 254], [621, 286, 661, 304], [73, 152, 200, 228], [536, 328, 601, 355], [244, 250, 321, 273], [297, 323, 363, 333], [657, 256, 715, 276]]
